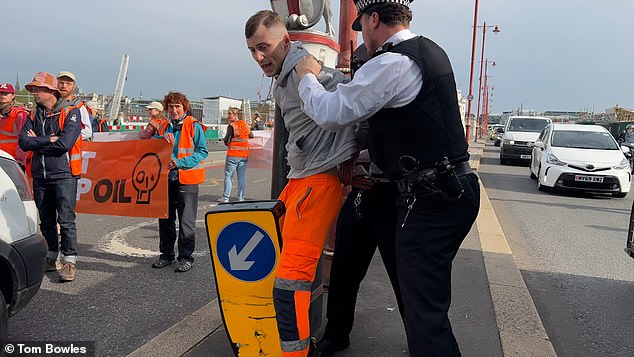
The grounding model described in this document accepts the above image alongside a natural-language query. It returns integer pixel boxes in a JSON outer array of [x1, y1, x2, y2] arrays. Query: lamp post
[[475, 22, 500, 140], [464, 0, 480, 143], [482, 59, 496, 138]]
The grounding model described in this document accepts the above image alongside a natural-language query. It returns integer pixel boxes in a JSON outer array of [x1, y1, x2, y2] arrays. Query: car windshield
[[551, 130, 619, 150], [507, 118, 550, 132]]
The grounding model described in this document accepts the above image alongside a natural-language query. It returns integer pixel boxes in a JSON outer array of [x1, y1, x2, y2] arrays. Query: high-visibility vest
[[0, 106, 27, 159], [149, 117, 169, 135], [226, 120, 251, 158], [29, 107, 82, 176], [176, 116, 205, 184]]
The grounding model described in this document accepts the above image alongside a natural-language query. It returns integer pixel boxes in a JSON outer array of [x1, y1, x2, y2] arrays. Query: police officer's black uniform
[[364, 36, 481, 356]]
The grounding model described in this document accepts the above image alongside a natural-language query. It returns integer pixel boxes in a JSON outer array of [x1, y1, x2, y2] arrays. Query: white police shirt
[[298, 29, 422, 131]]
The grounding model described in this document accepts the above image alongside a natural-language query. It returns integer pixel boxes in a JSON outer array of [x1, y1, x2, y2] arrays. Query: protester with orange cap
[[0, 83, 27, 169], [18, 72, 83, 282]]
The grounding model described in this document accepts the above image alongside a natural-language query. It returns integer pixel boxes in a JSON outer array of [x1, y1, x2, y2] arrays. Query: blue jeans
[[33, 177, 79, 264], [222, 156, 248, 200]]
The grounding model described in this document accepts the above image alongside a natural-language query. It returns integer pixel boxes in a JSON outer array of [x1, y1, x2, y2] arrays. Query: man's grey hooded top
[[273, 42, 357, 178]]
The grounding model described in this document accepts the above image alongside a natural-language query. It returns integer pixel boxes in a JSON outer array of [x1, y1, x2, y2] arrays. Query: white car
[[529, 124, 631, 197], [0, 149, 47, 344], [500, 116, 552, 164]]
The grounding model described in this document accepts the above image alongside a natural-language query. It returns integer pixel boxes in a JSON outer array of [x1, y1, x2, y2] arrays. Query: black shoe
[[175, 260, 193, 272], [152, 258, 175, 268], [315, 337, 350, 357]]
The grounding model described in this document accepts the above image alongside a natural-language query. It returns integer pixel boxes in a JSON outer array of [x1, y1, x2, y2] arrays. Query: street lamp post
[[482, 59, 496, 137], [464, 0, 480, 143], [475, 22, 500, 140]]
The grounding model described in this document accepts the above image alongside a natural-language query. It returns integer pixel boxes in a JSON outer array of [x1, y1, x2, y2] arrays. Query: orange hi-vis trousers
[[274, 173, 343, 357]]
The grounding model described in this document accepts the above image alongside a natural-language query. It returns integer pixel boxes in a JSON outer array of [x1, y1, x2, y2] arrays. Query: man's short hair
[[369, 3, 412, 27], [245, 10, 285, 39]]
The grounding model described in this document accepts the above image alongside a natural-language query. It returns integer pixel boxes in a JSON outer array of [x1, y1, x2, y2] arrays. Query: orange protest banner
[[76, 140, 172, 218]]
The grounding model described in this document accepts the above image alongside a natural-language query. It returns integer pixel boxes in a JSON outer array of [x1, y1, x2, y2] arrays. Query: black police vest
[[367, 36, 469, 178]]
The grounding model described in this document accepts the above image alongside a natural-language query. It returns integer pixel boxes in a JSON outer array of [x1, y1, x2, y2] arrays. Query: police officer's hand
[[296, 55, 322, 80]]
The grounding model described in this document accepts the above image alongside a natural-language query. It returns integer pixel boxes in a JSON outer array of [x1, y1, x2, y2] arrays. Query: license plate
[[574, 175, 603, 183], [520, 155, 531, 159]]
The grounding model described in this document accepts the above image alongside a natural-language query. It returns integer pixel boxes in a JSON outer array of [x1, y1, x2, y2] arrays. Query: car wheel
[[529, 158, 537, 179], [500, 156, 507, 165], [613, 192, 627, 198], [0, 293, 7, 346]]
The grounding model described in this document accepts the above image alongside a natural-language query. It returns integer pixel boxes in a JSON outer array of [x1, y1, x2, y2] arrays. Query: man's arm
[[79, 105, 93, 140], [223, 125, 234, 146], [14, 110, 27, 164], [139, 123, 158, 139], [297, 54, 421, 131], [18, 113, 50, 151], [40, 108, 82, 155]]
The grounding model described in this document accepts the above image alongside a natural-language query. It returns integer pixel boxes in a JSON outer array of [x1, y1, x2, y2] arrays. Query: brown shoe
[[59, 263, 77, 282], [46, 259, 61, 272]]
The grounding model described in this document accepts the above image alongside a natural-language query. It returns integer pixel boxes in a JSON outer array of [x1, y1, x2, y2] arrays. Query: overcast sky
[[4, 1, 632, 114]]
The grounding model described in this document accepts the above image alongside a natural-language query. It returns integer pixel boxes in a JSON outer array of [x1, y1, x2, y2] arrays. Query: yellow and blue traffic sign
[[206, 200, 285, 357], [216, 221, 276, 282]]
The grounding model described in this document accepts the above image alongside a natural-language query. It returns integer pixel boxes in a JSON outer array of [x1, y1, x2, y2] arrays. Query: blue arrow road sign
[[216, 222, 277, 282]]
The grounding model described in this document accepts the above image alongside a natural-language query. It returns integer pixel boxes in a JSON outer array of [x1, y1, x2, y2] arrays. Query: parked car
[[500, 116, 552, 164], [0, 149, 47, 344], [489, 124, 505, 144], [529, 124, 631, 197]]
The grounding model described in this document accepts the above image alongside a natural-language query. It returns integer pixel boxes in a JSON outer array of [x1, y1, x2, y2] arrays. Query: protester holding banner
[[151, 91, 208, 273], [19, 72, 82, 282], [139, 101, 168, 139]]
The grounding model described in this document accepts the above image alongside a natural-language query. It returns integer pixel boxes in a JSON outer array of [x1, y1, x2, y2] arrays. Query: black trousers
[[158, 179, 199, 262], [396, 173, 480, 357], [322, 182, 404, 341]]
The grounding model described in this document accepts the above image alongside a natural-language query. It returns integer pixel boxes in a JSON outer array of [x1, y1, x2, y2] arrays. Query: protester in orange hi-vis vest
[[0, 83, 28, 170], [219, 107, 254, 202], [138, 101, 168, 139], [18, 72, 82, 283], [57, 71, 93, 141], [245, 11, 358, 357], [151, 91, 208, 273]]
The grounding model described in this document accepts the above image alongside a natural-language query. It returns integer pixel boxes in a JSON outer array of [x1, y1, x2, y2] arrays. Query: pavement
[[127, 140, 557, 357]]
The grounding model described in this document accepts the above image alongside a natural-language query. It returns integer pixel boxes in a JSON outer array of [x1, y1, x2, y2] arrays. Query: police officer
[[296, 1, 480, 356]]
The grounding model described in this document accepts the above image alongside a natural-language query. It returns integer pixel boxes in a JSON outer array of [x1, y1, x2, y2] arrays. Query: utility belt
[[391, 157, 472, 228], [396, 160, 472, 196]]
